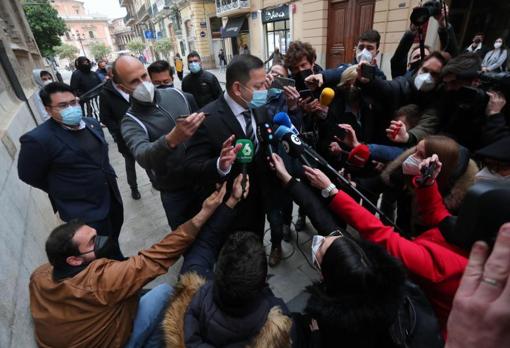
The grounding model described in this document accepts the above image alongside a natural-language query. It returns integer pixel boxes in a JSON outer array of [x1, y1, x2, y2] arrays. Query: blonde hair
[[339, 64, 358, 87]]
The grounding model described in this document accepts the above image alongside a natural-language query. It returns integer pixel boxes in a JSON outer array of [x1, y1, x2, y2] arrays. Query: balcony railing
[[216, 0, 250, 16], [137, 4, 148, 20]]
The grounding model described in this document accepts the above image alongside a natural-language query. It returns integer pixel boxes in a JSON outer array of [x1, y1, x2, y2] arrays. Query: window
[[265, 19, 290, 58], [89, 31, 94, 38]]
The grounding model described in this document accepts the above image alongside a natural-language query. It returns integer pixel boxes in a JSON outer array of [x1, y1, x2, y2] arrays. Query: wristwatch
[[321, 183, 337, 198]]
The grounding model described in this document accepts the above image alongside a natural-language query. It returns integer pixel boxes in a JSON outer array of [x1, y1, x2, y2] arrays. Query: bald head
[[112, 55, 149, 95]]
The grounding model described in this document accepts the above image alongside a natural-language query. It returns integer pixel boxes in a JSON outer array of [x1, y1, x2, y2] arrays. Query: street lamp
[[72, 31, 86, 56]]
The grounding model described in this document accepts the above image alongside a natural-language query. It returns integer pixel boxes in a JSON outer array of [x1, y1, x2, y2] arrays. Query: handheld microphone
[[235, 139, 254, 193], [257, 122, 276, 156], [273, 112, 298, 134], [348, 144, 370, 168], [319, 87, 335, 107], [274, 126, 312, 166]]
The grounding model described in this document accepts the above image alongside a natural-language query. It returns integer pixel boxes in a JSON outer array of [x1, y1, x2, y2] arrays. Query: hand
[[284, 86, 300, 111], [481, 67, 489, 73], [270, 153, 292, 184], [418, 154, 442, 184], [338, 124, 360, 148], [305, 74, 324, 91], [356, 62, 371, 84], [264, 73, 274, 89], [193, 182, 227, 226], [434, 3, 449, 28], [445, 223, 510, 348], [298, 97, 316, 114], [311, 101, 328, 117], [386, 120, 409, 143], [304, 166, 335, 193], [486, 91, 506, 116], [309, 319, 320, 332], [218, 135, 242, 172], [227, 174, 250, 208], [329, 142, 342, 156], [166, 112, 206, 148]]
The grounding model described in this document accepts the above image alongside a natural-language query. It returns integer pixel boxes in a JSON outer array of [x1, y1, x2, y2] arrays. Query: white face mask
[[132, 81, 155, 103], [356, 48, 373, 64], [494, 42, 503, 49], [311, 235, 325, 270], [402, 153, 422, 176], [43, 80, 53, 86], [475, 167, 510, 182], [414, 72, 436, 92]]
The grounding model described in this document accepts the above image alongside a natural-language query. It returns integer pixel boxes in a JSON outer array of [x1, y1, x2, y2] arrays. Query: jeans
[[123, 151, 138, 190], [125, 284, 173, 348], [267, 192, 293, 246], [367, 144, 406, 163], [160, 189, 200, 230]]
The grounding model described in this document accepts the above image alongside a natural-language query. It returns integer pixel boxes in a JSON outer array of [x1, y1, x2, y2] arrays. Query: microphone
[[348, 144, 370, 168], [274, 126, 312, 166], [257, 122, 276, 156], [235, 139, 254, 193], [273, 112, 298, 134], [319, 87, 335, 107]]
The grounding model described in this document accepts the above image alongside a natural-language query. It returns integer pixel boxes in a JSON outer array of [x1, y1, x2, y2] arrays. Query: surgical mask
[[475, 167, 510, 182], [189, 62, 201, 73], [241, 85, 268, 108], [156, 84, 174, 89], [268, 87, 283, 96], [43, 80, 53, 86], [311, 235, 325, 270], [132, 81, 155, 103], [356, 48, 373, 63], [60, 105, 83, 126], [402, 153, 422, 176], [414, 72, 436, 92], [494, 42, 502, 49]]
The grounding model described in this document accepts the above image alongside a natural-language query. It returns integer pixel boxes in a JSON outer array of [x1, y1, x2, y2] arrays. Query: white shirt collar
[[61, 119, 86, 131], [224, 91, 247, 117], [113, 81, 130, 103]]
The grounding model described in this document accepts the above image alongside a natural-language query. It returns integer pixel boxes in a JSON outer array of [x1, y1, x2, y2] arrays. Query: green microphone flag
[[236, 139, 254, 194]]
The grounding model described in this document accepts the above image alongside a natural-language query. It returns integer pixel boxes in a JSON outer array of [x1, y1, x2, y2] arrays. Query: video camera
[[455, 72, 510, 110], [410, 0, 442, 27]]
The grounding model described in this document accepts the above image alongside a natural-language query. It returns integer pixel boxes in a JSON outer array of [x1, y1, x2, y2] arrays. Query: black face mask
[[295, 68, 313, 91], [156, 84, 174, 89], [78, 64, 91, 73]]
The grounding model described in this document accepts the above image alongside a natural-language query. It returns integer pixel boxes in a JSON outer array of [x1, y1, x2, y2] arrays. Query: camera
[[410, 0, 442, 26]]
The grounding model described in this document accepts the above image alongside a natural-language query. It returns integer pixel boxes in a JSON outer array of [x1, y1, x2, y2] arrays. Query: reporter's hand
[[192, 182, 227, 226], [166, 112, 206, 148], [227, 173, 249, 208], [284, 86, 300, 111], [356, 62, 371, 84], [270, 153, 292, 184], [486, 91, 506, 116], [298, 97, 316, 114], [218, 135, 242, 172], [446, 223, 510, 348], [386, 120, 409, 143], [418, 154, 442, 184], [338, 124, 360, 148], [329, 142, 342, 156], [264, 73, 274, 89], [305, 74, 324, 91], [304, 166, 333, 191]]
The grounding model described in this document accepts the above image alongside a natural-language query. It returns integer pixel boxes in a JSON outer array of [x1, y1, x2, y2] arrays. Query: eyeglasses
[[50, 99, 80, 110]]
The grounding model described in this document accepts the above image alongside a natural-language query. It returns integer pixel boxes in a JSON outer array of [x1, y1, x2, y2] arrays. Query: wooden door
[[326, 0, 375, 68]]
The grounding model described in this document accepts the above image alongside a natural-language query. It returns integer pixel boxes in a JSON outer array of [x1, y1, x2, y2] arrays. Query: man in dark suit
[[185, 55, 273, 236], [18, 82, 124, 259]]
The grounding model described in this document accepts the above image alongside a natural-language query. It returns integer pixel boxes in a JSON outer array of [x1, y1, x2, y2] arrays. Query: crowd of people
[[18, 7, 510, 347]]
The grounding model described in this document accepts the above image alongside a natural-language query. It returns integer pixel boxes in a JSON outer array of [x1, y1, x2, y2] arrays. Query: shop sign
[[262, 4, 289, 23]]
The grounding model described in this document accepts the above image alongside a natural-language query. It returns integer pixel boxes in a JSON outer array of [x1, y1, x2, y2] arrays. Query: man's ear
[[66, 256, 84, 267], [232, 81, 242, 97]]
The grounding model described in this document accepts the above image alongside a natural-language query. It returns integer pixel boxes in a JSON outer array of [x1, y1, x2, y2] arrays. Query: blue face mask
[[268, 88, 283, 97], [189, 62, 201, 73], [60, 105, 83, 126]]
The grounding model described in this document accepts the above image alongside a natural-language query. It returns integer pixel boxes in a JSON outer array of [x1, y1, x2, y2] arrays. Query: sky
[[82, 0, 126, 19]]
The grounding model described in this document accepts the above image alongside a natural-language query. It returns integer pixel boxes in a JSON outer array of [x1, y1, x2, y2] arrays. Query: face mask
[[494, 42, 502, 49], [132, 81, 155, 103], [268, 87, 283, 96], [356, 48, 373, 64], [475, 167, 510, 182], [78, 64, 91, 73], [408, 60, 421, 72], [402, 153, 422, 176], [189, 62, 201, 73], [156, 84, 174, 89], [414, 72, 436, 92], [311, 235, 325, 270], [43, 80, 53, 86], [250, 89, 268, 108], [60, 105, 83, 126], [92, 235, 113, 259]]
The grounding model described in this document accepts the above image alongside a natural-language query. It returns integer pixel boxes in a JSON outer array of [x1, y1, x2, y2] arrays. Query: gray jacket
[[121, 88, 198, 191]]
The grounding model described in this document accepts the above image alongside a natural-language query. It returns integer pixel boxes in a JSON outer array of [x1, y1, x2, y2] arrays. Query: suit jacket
[[18, 117, 121, 222], [185, 95, 273, 234], [99, 80, 131, 154]]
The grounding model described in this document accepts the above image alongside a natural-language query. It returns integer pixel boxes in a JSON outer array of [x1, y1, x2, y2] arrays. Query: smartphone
[[299, 89, 314, 99], [361, 64, 376, 81], [177, 112, 210, 120], [334, 126, 347, 140], [271, 76, 295, 89]]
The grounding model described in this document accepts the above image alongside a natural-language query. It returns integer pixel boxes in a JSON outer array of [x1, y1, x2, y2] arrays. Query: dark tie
[[242, 110, 257, 146]]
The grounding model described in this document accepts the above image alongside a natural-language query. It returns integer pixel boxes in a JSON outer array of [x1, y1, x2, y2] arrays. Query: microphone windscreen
[[319, 87, 335, 106], [273, 112, 292, 128], [235, 139, 254, 163], [274, 125, 293, 140], [348, 144, 370, 168]]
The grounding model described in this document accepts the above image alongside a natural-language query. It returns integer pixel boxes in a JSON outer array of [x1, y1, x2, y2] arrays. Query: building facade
[[110, 17, 136, 52]]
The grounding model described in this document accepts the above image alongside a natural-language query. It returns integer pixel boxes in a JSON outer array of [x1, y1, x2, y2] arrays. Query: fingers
[[477, 223, 510, 301], [233, 143, 243, 154], [271, 153, 282, 164], [243, 174, 250, 198], [455, 241, 489, 298], [222, 134, 235, 149], [217, 182, 227, 201]]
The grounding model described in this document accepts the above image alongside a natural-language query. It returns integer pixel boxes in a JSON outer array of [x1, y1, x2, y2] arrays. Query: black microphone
[[252, 106, 276, 156], [274, 126, 313, 166]]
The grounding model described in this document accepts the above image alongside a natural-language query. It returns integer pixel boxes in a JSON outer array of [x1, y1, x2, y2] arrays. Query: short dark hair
[[39, 82, 75, 107], [40, 70, 53, 79], [148, 60, 174, 78], [187, 51, 201, 61], [395, 104, 421, 129], [424, 50, 448, 66], [111, 58, 120, 83], [45, 219, 85, 268], [226, 54, 264, 90], [441, 52, 481, 80], [214, 231, 267, 312], [359, 30, 381, 48], [75, 56, 90, 68], [284, 40, 316, 70]]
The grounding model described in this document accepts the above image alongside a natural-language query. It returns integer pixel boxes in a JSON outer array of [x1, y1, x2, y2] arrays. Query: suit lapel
[[217, 96, 245, 139]]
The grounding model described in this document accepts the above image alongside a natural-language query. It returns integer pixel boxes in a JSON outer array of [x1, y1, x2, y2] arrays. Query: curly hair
[[284, 40, 316, 70]]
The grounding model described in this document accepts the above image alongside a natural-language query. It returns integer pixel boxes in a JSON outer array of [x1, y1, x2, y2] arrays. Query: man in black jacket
[[70, 56, 102, 97], [99, 78, 141, 199], [182, 51, 223, 108], [114, 55, 205, 230]]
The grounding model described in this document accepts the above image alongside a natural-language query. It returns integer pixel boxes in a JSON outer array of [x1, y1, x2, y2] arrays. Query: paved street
[[98, 66, 319, 307]]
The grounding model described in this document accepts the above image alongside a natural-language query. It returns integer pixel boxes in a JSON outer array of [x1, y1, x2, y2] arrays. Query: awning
[[221, 16, 247, 38]]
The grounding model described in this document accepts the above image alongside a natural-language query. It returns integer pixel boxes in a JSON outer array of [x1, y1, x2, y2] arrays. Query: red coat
[[328, 182, 468, 336]]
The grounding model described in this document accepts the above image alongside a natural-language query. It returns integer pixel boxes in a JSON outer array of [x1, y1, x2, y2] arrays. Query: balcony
[[137, 3, 149, 22], [216, 0, 250, 17], [124, 12, 136, 25]]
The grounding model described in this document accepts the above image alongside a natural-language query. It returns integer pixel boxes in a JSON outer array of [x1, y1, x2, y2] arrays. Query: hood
[[33, 69, 48, 88]]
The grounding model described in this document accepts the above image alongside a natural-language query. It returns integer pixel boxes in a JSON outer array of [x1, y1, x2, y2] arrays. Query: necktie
[[242, 110, 257, 146]]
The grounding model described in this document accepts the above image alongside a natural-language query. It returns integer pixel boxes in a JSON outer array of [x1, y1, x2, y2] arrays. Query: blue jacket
[[18, 117, 121, 222]]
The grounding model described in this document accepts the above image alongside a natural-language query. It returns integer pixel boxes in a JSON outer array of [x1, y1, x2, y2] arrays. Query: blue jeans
[[125, 284, 173, 348], [160, 189, 200, 230], [368, 144, 406, 163]]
